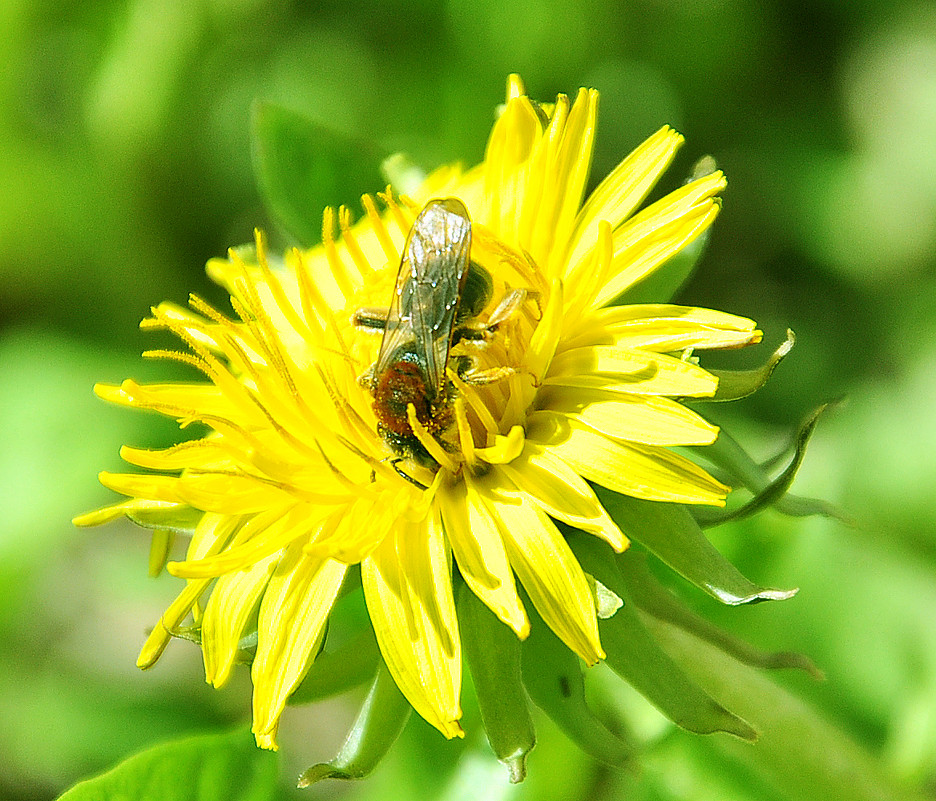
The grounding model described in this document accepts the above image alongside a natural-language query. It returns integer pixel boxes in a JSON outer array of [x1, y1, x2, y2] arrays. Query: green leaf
[[57, 728, 278, 801], [570, 534, 758, 741], [594, 487, 797, 604], [619, 549, 823, 678], [692, 403, 849, 526], [645, 616, 930, 801], [250, 101, 385, 247], [703, 329, 796, 402], [521, 604, 633, 766], [458, 582, 536, 783], [298, 661, 411, 786]]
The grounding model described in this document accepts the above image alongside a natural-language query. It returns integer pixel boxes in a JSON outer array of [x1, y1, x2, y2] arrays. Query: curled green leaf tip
[[706, 329, 795, 402], [709, 584, 799, 605], [297, 763, 346, 788], [505, 753, 528, 783]]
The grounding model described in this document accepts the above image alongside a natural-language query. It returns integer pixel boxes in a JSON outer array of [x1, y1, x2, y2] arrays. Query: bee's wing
[[374, 199, 472, 397]]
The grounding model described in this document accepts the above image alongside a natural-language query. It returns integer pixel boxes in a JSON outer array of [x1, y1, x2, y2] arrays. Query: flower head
[[75, 75, 761, 753]]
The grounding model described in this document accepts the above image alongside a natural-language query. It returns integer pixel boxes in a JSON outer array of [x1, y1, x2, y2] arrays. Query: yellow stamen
[[406, 404, 459, 473]]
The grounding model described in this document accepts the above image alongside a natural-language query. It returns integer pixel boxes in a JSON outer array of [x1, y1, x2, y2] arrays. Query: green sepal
[[127, 504, 202, 535], [619, 549, 823, 678], [594, 486, 797, 605], [297, 661, 411, 786], [702, 329, 795, 402], [570, 533, 758, 741], [457, 582, 536, 783], [56, 727, 278, 801], [692, 402, 848, 526], [521, 604, 633, 767], [126, 505, 202, 576], [147, 529, 174, 577], [250, 101, 385, 247], [289, 627, 379, 705]]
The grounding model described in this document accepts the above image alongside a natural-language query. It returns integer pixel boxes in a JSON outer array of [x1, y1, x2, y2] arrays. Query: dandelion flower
[[74, 74, 762, 753]]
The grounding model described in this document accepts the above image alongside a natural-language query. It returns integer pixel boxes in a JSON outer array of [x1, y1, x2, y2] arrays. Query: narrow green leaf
[[521, 606, 633, 767], [57, 728, 278, 801], [594, 487, 797, 604], [289, 627, 379, 705], [620, 549, 823, 679], [458, 582, 536, 783], [692, 403, 849, 526], [646, 616, 931, 801], [250, 101, 384, 246], [704, 329, 795, 402], [570, 534, 758, 741], [298, 661, 411, 786]]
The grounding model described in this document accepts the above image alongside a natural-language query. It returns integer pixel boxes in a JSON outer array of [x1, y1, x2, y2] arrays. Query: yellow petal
[[306, 495, 396, 564], [362, 512, 463, 739], [538, 390, 719, 446], [546, 345, 718, 397], [201, 550, 279, 687], [174, 471, 295, 515], [98, 471, 181, 503], [497, 445, 627, 552], [592, 173, 726, 307], [72, 498, 182, 527], [523, 280, 563, 382], [169, 504, 315, 578], [565, 125, 684, 271], [528, 413, 729, 505], [137, 513, 239, 669], [137, 578, 212, 669], [483, 93, 542, 240], [437, 476, 529, 637], [481, 480, 603, 664], [565, 304, 761, 353], [251, 544, 347, 750], [474, 425, 525, 464], [120, 441, 235, 471]]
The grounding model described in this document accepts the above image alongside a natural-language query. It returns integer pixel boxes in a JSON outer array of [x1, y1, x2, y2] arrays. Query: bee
[[355, 198, 493, 475]]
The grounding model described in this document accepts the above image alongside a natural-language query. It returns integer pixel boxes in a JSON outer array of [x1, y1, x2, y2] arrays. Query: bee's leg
[[486, 288, 531, 328], [352, 307, 389, 331], [452, 289, 531, 345], [391, 458, 429, 490], [357, 364, 376, 390], [459, 365, 515, 385]]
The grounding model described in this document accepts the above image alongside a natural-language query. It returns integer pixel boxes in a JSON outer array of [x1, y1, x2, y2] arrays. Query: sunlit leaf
[[594, 487, 797, 604], [571, 534, 757, 741], [298, 662, 411, 786], [619, 549, 822, 678], [521, 604, 633, 766], [57, 728, 278, 801]]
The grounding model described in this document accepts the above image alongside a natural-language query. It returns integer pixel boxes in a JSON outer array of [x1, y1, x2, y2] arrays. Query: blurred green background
[[3, 0, 936, 799]]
